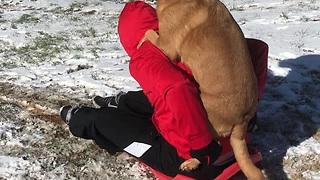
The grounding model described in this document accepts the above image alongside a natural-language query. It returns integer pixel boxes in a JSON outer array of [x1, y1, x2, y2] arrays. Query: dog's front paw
[[179, 158, 201, 172]]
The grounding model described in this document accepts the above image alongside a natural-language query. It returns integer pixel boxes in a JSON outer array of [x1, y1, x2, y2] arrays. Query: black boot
[[93, 91, 126, 108], [59, 106, 80, 125]]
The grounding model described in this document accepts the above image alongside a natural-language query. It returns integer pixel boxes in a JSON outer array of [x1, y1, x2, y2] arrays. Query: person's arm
[[129, 41, 213, 150]]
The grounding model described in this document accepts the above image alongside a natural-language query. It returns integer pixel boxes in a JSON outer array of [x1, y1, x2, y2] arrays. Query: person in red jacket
[[120, 1, 220, 162], [60, 1, 268, 179]]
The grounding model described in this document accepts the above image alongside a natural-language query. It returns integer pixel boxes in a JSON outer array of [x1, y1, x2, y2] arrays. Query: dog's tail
[[230, 122, 265, 180]]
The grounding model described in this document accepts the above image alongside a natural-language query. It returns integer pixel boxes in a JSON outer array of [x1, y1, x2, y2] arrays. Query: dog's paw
[[179, 158, 201, 172]]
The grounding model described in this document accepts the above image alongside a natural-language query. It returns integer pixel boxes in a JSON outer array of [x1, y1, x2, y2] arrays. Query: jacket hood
[[118, 1, 158, 57]]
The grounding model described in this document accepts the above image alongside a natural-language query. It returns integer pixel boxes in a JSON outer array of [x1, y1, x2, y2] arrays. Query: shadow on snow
[[251, 54, 320, 179]]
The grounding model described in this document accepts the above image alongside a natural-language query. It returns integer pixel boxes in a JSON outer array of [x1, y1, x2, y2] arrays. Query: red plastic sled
[[141, 147, 262, 180]]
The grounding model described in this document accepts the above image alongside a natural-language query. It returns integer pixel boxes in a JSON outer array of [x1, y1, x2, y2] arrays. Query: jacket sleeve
[[129, 41, 213, 150]]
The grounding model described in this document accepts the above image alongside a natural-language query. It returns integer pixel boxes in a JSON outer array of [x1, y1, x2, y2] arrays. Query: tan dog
[[141, 0, 264, 179]]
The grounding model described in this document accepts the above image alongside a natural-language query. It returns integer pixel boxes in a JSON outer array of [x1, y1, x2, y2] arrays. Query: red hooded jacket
[[118, 1, 213, 159], [118, 1, 268, 160]]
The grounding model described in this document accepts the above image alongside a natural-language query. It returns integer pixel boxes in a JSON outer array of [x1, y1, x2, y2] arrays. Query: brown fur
[[143, 0, 264, 179]]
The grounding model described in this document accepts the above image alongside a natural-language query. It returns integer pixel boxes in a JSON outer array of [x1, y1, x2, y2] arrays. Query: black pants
[[68, 91, 229, 179]]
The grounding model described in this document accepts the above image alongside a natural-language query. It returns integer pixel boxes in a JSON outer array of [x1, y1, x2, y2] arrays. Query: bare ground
[[0, 82, 156, 180], [1, 81, 319, 179]]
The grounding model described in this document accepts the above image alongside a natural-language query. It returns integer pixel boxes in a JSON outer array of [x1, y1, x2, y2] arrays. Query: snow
[[0, 0, 319, 179], [0, 155, 31, 177]]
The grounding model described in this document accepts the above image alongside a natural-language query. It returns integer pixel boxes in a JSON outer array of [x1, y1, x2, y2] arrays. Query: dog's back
[[179, 0, 258, 135]]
